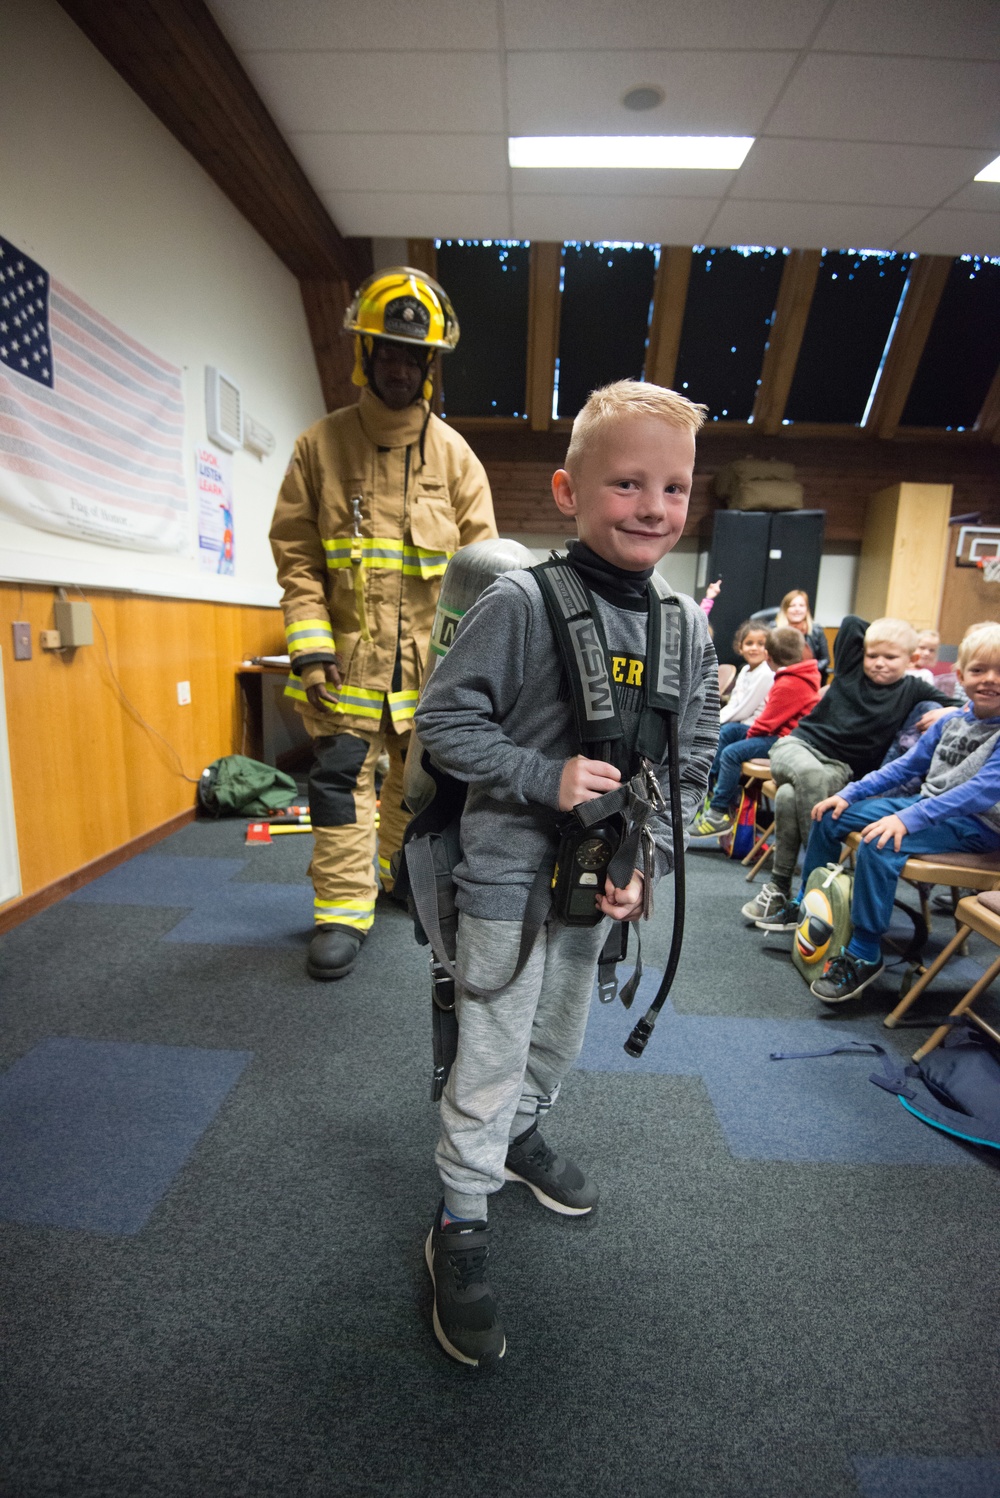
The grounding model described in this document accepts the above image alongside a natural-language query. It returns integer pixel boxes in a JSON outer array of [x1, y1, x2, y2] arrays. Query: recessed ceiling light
[[508, 136, 753, 170], [622, 85, 664, 112], [974, 153, 1000, 182]]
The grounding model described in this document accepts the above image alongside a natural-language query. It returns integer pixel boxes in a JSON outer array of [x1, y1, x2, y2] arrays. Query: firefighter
[[270, 267, 497, 980]]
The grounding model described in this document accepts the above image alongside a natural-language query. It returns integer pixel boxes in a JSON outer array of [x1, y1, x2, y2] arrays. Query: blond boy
[[745, 616, 957, 930], [413, 382, 719, 1366], [796, 623, 1000, 1001]]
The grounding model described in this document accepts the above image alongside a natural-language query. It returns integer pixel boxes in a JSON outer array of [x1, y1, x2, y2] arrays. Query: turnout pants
[[769, 736, 851, 883], [436, 912, 611, 1221], [308, 712, 411, 932], [801, 795, 999, 948]]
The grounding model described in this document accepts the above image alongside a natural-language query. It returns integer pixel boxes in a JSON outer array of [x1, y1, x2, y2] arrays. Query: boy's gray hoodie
[[414, 567, 719, 921]]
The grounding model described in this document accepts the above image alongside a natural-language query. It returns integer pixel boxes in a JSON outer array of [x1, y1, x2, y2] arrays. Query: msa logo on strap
[[547, 565, 590, 621], [653, 599, 682, 712], [568, 616, 616, 722]]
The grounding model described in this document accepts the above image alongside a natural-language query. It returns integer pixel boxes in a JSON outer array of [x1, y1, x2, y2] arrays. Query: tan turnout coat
[[270, 387, 496, 738]]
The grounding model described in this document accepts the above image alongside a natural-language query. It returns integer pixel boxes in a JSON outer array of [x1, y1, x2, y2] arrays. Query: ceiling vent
[[205, 366, 243, 452]]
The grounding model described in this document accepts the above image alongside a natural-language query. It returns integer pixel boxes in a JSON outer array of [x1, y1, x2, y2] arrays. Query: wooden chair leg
[[745, 845, 774, 882], [883, 923, 972, 1028], [911, 951, 1000, 1060], [741, 819, 774, 868]]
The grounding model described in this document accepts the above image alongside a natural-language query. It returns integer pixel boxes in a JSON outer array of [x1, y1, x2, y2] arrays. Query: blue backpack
[[772, 1021, 1000, 1151]]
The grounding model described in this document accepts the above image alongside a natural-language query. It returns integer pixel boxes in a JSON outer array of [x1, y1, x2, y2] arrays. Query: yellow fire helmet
[[343, 267, 460, 354]]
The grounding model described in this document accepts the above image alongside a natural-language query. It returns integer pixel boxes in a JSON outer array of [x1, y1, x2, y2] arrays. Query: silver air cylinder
[[403, 537, 537, 813]]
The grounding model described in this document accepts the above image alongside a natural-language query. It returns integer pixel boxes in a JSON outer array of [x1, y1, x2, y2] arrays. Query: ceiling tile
[[322, 191, 512, 238], [894, 209, 1000, 257], [708, 199, 920, 250], [511, 194, 716, 242], [946, 181, 1000, 213], [506, 50, 795, 135], [767, 55, 1000, 148], [208, 0, 500, 51], [502, 0, 826, 51], [288, 133, 509, 194], [732, 139, 989, 208], [511, 167, 735, 198], [236, 50, 504, 134], [813, 0, 1000, 60]]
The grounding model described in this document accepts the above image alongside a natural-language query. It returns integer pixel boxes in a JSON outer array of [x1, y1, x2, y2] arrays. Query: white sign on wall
[[195, 444, 235, 575]]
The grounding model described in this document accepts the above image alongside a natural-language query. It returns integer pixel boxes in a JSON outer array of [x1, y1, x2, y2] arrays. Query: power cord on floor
[[68, 584, 202, 784]]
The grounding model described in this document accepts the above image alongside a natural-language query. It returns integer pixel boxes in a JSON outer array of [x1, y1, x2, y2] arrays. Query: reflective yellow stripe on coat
[[285, 675, 420, 729], [284, 617, 336, 654], [322, 536, 451, 580]]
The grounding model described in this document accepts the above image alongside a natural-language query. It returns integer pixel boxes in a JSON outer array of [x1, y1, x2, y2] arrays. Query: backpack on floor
[[719, 781, 760, 861], [771, 1022, 1000, 1152], [791, 861, 854, 981], [870, 1021, 1000, 1150], [198, 755, 300, 818]]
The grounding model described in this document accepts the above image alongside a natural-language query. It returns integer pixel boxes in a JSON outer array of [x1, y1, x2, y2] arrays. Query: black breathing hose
[[624, 711, 686, 1058]]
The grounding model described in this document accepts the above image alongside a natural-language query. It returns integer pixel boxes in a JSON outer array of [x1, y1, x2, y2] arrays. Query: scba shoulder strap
[[531, 560, 685, 759]]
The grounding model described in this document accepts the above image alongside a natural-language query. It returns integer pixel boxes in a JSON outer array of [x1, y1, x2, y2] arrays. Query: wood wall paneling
[[751, 250, 822, 435], [0, 584, 284, 904], [853, 482, 953, 629], [938, 551, 1000, 644], [864, 255, 952, 439], [644, 246, 693, 389], [526, 243, 563, 432]]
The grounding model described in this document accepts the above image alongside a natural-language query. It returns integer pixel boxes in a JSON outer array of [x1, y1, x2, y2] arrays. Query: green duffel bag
[[197, 754, 299, 818]]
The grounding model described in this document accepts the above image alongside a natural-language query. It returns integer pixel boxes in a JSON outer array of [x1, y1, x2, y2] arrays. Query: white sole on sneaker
[[503, 1166, 595, 1215], [424, 1227, 506, 1367], [810, 964, 884, 1004], [754, 917, 799, 932]]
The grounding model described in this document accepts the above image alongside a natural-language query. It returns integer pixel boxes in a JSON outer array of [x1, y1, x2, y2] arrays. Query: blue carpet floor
[[2, 819, 999, 1498]]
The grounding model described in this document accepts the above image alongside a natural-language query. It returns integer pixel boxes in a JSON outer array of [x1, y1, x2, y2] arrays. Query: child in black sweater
[[742, 615, 956, 929]]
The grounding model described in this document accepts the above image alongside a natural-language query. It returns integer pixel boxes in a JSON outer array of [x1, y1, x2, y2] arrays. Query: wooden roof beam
[[57, 0, 362, 285], [750, 249, 822, 435], [526, 243, 563, 432], [644, 247, 692, 389], [863, 254, 953, 440], [974, 358, 1000, 445]]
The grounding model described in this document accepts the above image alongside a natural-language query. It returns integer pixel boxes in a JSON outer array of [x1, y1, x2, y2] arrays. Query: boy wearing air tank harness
[[414, 382, 719, 1367]]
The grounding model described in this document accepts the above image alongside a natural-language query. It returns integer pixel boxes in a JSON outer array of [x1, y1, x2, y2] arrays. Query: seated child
[[743, 616, 958, 931], [908, 628, 940, 685], [413, 380, 718, 1367], [789, 622, 1000, 1002], [720, 621, 774, 727], [691, 626, 820, 840]]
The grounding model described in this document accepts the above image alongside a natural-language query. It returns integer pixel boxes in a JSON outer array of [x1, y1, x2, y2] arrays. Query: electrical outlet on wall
[[177, 681, 191, 706], [12, 622, 31, 660]]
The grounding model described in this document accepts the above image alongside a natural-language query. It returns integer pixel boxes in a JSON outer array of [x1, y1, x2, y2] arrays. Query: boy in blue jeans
[[795, 623, 1000, 1003], [414, 381, 718, 1365]]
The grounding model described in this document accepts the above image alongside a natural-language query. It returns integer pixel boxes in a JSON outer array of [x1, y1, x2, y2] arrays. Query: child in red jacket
[[691, 627, 821, 840]]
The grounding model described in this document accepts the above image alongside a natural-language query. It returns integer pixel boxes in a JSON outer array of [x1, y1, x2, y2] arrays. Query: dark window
[[435, 240, 530, 418], [901, 255, 1000, 430], [673, 245, 786, 422], [555, 242, 658, 419], [784, 250, 913, 426]]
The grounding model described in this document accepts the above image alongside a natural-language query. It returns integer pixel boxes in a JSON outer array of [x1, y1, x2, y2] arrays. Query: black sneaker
[[425, 1204, 505, 1367], [755, 895, 800, 932], [504, 1124, 598, 1216], [810, 950, 884, 1004]]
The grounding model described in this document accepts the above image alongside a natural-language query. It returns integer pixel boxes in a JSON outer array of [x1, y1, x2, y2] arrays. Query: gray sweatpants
[[436, 911, 611, 1221], [769, 736, 851, 882]]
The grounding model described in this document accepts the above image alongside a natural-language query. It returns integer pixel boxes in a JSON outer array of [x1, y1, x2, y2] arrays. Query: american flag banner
[[0, 232, 190, 553]]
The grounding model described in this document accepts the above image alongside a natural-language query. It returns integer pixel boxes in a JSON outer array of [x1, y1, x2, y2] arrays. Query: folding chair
[[836, 833, 1000, 1025], [739, 758, 776, 881], [884, 891, 1000, 1060], [717, 663, 737, 702]]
